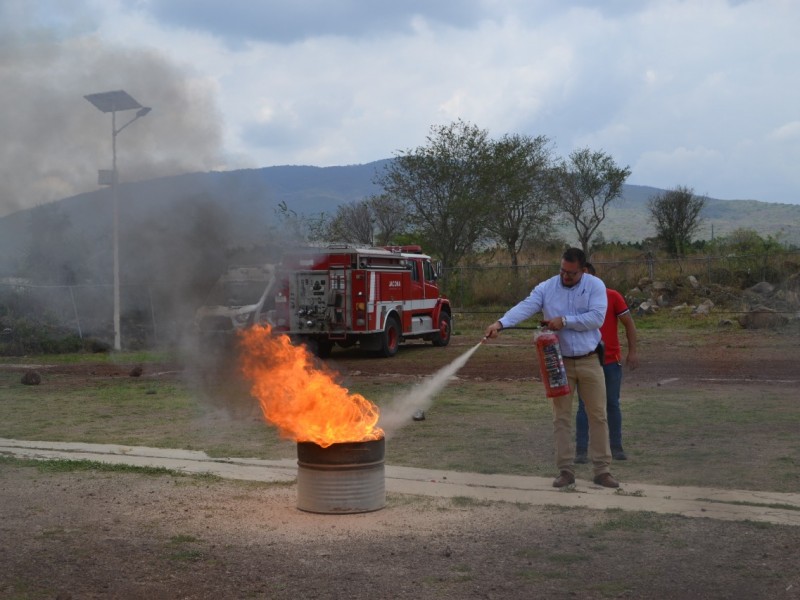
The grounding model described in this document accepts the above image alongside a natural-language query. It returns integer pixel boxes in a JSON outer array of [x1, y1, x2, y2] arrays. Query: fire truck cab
[[273, 244, 452, 357]]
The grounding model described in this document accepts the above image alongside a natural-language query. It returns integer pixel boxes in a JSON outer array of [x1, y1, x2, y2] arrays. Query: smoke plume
[[0, 11, 224, 218]]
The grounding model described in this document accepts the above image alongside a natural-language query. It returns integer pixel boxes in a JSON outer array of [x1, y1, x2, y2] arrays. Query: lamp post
[[84, 90, 151, 351]]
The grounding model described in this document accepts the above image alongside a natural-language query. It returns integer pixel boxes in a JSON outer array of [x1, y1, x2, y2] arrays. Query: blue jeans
[[576, 361, 623, 450]]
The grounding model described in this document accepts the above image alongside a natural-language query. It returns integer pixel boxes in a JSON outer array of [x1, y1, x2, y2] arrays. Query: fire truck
[[272, 244, 452, 357]]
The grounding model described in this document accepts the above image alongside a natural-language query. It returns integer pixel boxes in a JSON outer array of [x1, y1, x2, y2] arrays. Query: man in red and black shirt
[[575, 263, 639, 463]]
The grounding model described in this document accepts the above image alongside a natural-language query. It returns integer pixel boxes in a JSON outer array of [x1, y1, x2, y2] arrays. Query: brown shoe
[[593, 473, 620, 488], [552, 471, 575, 488]]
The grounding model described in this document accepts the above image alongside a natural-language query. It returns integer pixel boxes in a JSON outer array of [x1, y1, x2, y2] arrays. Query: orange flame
[[238, 325, 383, 447]]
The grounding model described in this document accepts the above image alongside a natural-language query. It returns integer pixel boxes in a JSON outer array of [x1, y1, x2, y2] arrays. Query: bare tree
[[326, 200, 375, 244], [550, 148, 631, 255], [376, 119, 493, 268], [369, 193, 408, 246], [484, 134, 556, 268], [647, 185, 706, 257]]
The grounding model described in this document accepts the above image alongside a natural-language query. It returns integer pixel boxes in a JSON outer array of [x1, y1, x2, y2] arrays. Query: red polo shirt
[[601, 288, 631, 365]]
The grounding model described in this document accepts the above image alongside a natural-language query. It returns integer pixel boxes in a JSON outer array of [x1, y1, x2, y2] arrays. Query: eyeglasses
[[560, 268, 580, 277]]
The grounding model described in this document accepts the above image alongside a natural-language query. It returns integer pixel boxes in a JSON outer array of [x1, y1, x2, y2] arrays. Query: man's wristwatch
[[561, 316, 567, 328]]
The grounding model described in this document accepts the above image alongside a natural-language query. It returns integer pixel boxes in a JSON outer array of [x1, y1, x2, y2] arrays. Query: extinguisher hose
[[481, 324, 543, 343]]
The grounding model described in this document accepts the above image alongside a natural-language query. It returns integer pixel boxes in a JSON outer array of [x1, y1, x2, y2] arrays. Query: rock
[[747, 281, 775, 296], [737, 306, 788, 329], [637, 302, 657, 316], [672, 303, 689, 312], [651, 280, 670, 292], [687, 275, 700, 289], [129, 365, 144, 377], [21, 371, 41, 385]]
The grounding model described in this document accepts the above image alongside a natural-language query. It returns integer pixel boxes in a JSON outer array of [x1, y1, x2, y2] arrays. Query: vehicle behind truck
[[194, 264, 276, 339]]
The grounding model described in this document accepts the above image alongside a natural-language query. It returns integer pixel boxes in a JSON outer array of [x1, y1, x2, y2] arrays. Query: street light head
[[136, 107, 152, 118]]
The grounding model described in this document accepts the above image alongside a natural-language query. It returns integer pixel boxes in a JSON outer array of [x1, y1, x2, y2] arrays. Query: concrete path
[[2, 437, 799, 526]]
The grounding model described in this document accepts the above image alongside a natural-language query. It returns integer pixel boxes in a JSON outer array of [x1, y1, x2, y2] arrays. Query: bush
[[0, 317, 85, 356]]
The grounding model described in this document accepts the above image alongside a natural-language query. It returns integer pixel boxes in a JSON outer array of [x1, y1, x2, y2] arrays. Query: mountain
[[1, 160, 798, 286], [595, 184, 800, 245]]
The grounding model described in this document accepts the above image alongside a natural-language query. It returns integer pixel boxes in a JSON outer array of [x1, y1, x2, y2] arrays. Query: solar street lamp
[[84, 90, 152, 351]]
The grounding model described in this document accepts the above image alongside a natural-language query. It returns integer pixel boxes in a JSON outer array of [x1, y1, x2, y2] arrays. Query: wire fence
[[441, 250, 800, 309], [0, 281, 180, 350], [2, 250, 799, 349]]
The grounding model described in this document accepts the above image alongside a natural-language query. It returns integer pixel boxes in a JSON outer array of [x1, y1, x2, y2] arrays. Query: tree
[[484, 134, 557, 268], [268, 201, 330, 245], [369, 193, 409, 246], [647, 185, 706, 257], [549, 148, 631, 255], [376, 119, 493, 269], [326, 200, 375, 244], [322, 194, 409, 246]]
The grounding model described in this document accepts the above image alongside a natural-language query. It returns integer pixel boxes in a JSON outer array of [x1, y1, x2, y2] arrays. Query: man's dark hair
[[562, 247, 586, 267], [584, 262, 597, 275]]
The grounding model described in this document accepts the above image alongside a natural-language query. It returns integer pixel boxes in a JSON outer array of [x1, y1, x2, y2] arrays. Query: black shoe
[[611, 448, 628, 460], [574, 450, 588, 464]]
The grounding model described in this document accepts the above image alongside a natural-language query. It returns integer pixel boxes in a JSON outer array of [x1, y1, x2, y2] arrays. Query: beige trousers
[[551, 357, 612, 477]]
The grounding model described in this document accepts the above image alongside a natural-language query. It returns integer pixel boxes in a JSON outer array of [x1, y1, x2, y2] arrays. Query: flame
[[238, 324, 383, 447]]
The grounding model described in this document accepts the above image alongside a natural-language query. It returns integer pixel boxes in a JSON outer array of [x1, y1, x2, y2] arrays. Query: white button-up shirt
[[498, 273, 607, 357]]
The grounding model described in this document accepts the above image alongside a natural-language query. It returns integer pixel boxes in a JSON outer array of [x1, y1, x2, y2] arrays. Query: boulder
[[21, 371, 41, 385], [737, 306, 788, 329], [651, 280, 674, 292], [747, 281, 775, 296], [637, 302, 657, 316]]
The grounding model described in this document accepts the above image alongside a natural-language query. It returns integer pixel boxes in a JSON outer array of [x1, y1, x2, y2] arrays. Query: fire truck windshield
[[205, 281, 267, 307]]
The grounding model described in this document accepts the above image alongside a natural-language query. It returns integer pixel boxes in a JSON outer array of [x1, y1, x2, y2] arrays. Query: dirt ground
[[1, 325, 799, 599]]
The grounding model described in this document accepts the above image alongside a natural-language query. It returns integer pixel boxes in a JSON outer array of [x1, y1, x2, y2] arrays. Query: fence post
[[148, 286, 158, 344], [68, 286, 83, 339]]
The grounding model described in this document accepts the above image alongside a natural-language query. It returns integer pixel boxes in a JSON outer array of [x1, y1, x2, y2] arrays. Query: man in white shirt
[[484, 248, 619, 488]]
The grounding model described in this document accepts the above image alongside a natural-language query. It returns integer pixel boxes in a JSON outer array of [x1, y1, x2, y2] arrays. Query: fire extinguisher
[[534, 327, 571, 398]]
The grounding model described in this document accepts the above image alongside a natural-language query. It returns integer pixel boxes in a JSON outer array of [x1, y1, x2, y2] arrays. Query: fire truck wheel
[[378, 316, 401, 357], [432, 312, 452, 347]]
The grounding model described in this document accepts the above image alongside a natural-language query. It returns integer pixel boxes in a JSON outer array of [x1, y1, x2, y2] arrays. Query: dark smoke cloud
[[0, 14, 224, 217]]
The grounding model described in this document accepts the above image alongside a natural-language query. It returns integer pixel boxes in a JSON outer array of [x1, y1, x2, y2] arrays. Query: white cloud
[[2, 0, 799, 211], [768, 121, 800, 143]]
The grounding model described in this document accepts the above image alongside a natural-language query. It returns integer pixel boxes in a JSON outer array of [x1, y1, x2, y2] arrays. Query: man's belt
[[564, 350, 597, 359]]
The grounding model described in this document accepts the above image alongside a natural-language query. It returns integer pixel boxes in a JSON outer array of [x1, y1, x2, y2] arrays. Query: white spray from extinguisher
[[378, 340, 483, 438]]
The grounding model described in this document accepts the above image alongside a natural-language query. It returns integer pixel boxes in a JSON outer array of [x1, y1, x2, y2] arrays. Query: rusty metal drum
[[296, 437, 385, 514]]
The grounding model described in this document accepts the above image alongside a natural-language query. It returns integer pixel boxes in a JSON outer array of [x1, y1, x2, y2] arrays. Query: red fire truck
[[272, 244, 452, 357]]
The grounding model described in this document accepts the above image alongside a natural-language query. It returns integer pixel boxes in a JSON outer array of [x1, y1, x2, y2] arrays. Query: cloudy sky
[[2, 0, 799, 217]]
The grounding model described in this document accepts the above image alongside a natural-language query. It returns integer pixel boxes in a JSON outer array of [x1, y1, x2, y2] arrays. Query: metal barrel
[[296, 437, 385, 514]]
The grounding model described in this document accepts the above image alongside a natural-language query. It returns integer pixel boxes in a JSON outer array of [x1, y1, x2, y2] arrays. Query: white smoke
[[0, 8, 224, 217], [378, 341, 484, 438]]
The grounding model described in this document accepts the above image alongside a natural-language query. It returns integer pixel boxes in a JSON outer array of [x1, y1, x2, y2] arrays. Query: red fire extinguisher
[[535, 328, 571, 398]]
